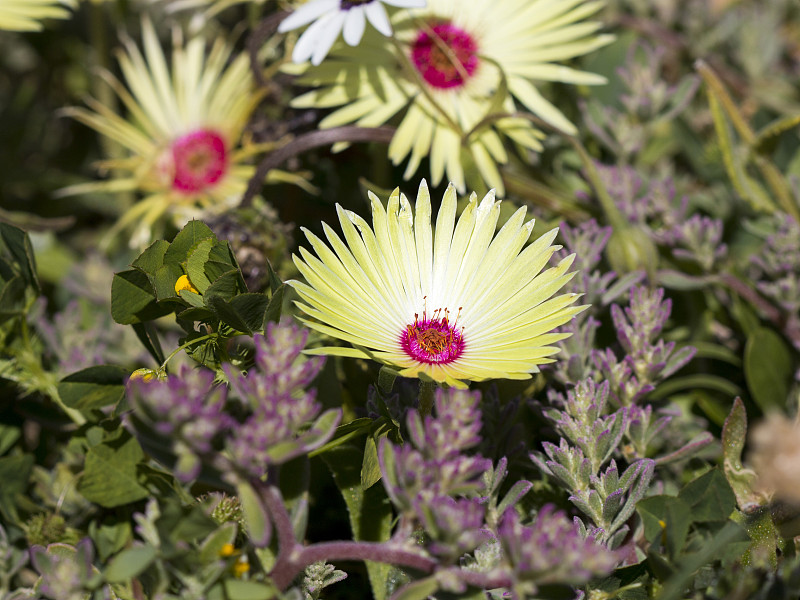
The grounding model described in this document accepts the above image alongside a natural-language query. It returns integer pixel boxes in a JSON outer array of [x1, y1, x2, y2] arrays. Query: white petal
[[311, 11, 347, 65], [383, 0, 427, 7], [342, 7, 367, 46], [364, 1, 391, 36], [278, 0, 339, 32]]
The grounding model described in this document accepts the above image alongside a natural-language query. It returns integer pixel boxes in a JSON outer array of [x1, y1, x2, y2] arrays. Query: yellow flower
[[175, 274, 199, 295], [0, 0, 73, 32], [289, 0, 612, 195], [289, 180, 584, 388], [61, 20, 269, 247]]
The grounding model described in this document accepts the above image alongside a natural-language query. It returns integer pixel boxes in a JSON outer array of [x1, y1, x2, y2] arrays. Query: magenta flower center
[[411, 22, 479, 90], [171, 129, 228, 194], [401, 307, 465, 364]]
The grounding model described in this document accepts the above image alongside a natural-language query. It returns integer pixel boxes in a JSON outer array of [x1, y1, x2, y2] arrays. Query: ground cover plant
[[2, 0, 800, 598]]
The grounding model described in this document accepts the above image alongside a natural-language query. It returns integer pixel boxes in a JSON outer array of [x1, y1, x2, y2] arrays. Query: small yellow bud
[[219, 543, 236, 557], [233, 557, 250, 578], [129, 368, 157, 382]]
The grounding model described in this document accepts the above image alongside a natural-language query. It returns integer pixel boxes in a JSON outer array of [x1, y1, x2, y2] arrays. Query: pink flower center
[[411, 22, 479, 90], [401, 307, 465, 364], [171, 129, 228, 194]]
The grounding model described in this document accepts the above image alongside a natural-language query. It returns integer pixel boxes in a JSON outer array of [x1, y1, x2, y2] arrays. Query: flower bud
[[605, 225, 659, 277]]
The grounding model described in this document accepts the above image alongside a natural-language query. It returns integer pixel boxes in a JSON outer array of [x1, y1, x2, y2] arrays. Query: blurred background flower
[[279, 0, 426, 66], [288, 0, 613, 194], [59, 19, 267, 247], [0, 0, 74, 32]]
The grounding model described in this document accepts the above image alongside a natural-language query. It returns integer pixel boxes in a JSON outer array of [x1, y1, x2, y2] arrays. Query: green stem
[[158, 333, 218, 374]]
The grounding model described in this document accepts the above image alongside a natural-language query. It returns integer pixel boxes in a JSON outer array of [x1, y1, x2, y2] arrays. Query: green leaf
[[179, 290, 205, 308], [164, 220, 215, 266], [200, 522, 238, 564], [636, 496, 692, 560], [0, 222, 40, 293], [649, 373, 742, 400], [236, 480, 271, 547], [132, 322, 165, 366], [0, 454, 33, 521], [265, 258, 283, 294], [361, 436, 382, 490], [323, 443, 393, 600], [390, 577, 439, 600], [208, 293, 270, 335], [309, 418, 373, 457], [207, 296, 253, 335], [131, 240, 169, 278], [111, 269, 170, 325], [722, 398, 764, 511], [263, 283, 286, 327], [0, 424, 20, 456], [204, 269, 242, 302], [89, 518, 132, 562], [104, 546, 156, 582], [744, 327, 793, 412], [58, 365, 128, 411], [229, 293, 270, 331], [221, 580, 278, 600], [152, 263, 184, 301], [655, 521, 749, 600], [733, 507, 779, 569], [0, 275, 27, 317], [77, 434, 148, 508], [678, 468, 737, 522], [186, 238, 215, 294], [656, 269, 710, 291], [205, 258, 238, 284]]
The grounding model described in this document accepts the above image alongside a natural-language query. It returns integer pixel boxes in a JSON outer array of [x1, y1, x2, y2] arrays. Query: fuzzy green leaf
[[104, 546, 157, 582], [236, 480, 271, 548], [722, 398, 763, 511]]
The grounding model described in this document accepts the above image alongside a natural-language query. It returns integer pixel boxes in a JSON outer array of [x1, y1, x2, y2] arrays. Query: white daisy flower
[[289, 180, 585, 388], [278, 0, 426, 66]]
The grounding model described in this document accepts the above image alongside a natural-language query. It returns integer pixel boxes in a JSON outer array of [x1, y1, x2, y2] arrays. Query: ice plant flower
[[289, 0, 612, 194], [0, 0, 73, 31], [60, 20, 267, 247], [289, 180, 584, 387], [279, 0, 426, 66]]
